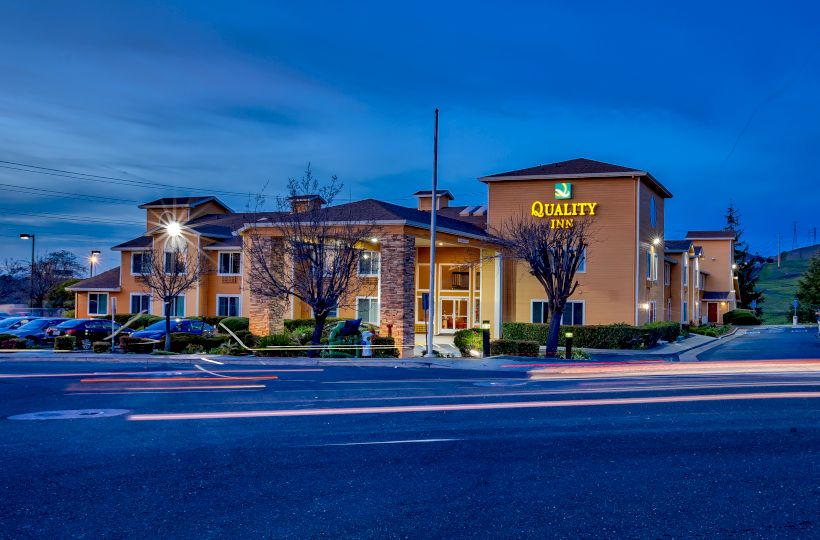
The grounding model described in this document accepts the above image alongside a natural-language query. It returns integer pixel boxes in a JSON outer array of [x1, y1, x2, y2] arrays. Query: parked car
[[45, 319, 133, 350], [131, 319, 215, 341], [0, 312, 12, 319], [8, 317, 70, 346], [0, 316, 37, 332]]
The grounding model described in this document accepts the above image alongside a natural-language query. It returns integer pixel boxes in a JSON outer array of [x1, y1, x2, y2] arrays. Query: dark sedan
[[45, 319, 133, 350], [8, 317, 70, 345], [0, 316, 37, 332], [131, 319, 215, 341]]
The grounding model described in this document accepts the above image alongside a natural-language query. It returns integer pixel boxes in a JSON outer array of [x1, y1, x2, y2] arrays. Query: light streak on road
[[529, 360, 820, 380], [127, 391, 820, 421], [0, 368, 320, 379], [79, 376, 280, 382], [315, 439, 459, 446], [123, 385, 266, 391]]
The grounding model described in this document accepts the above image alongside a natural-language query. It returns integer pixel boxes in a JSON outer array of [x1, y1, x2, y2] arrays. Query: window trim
[[215, 294, 241, 317], [88, 292, 109, 316], [531, 299, 585, 326], [129, 293, 152, 314], [217, 251, 242, 276], [355, 296, 380, 325]]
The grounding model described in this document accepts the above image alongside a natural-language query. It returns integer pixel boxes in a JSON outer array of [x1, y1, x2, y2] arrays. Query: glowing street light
[[89, 250, 101, 277]]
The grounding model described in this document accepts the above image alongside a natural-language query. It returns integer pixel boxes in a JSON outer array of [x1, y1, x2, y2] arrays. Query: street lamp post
[[19, 233, 35, 309], [90, 250, 101, 277]]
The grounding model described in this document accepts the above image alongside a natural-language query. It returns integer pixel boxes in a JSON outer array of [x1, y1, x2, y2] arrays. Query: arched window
[[164, 236, 187, 274]]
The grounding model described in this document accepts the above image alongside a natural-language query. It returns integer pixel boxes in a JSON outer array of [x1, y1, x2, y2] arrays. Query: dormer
[[139, 196, 232, 230], [414, 189, 454, 211]]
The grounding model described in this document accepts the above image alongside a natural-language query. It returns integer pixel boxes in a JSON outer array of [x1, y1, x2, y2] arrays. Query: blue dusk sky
[[1, 0, 819, 269]]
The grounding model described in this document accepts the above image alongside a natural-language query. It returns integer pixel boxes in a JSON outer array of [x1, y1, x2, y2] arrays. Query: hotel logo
[[554, 182, 572, 200]]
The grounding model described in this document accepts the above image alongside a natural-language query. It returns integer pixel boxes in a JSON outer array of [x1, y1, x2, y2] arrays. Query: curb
[[678, 328, 745, 362]]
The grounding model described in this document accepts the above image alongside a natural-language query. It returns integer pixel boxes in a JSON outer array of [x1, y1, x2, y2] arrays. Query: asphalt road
[[1, 338, 819, 538], [700, 326, 820, 360]]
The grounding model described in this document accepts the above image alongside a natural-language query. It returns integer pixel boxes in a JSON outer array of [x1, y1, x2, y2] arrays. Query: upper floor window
[[577, 248, 587, 273], [646, 251, 658, 281], [164, 252, 186, 274], [218, 252, 241, 275], [131, 252, 151, 275], [664, 263, 671, 286], [683, 259, 689, 286], [358, 251, 380, 276], [650, 196, 657, 227]]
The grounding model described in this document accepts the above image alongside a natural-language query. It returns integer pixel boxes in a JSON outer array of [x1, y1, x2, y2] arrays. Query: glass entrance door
[[440, 297, 468, 333]]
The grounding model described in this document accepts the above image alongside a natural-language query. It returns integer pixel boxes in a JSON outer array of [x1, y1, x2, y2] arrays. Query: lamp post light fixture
[[89, 250, 101, 277], [19, 233, 35, 308], [652, 237, 662, 246], [565, 331, 574, 359]]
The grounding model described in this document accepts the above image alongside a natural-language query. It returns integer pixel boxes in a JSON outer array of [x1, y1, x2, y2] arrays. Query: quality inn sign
[[531, 182, 599, 229]]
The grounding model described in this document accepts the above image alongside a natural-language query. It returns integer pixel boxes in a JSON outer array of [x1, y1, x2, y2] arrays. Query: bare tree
[[496, 214, 593, 355], [245, 165, 377, 353], [138, 236, 208, 351]]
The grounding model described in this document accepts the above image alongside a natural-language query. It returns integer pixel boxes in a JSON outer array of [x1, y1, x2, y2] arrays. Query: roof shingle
[[67, 267, 120, 291]]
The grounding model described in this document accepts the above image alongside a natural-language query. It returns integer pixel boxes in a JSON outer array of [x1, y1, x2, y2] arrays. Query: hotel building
[[69, 158, 739, 356]]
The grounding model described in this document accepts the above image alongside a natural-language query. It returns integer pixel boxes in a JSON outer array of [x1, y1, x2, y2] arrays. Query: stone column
[[246, 236, 287, 336], [379, 234, 416, 358]]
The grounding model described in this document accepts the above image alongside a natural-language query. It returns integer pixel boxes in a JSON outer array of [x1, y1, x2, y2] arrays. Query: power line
[[0, 182, 140, 205], [0, 207, 142, 226]]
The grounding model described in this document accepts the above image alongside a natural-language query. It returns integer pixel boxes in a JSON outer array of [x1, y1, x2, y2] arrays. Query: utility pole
[[425, 108, 439, 358], [777, 233, 781, 268], [792, 221, 798, 249]]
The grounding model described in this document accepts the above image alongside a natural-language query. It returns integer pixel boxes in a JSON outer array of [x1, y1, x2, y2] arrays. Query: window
[[683, 301, 688, 322], [531, 300, 584, 326], [683, 258, 689, 286], [473, 298, 481, 327], [474, 270, 481, 291], [164, 295, 185, 317], [646, 251, 652, 280], [664, 263, 671, 286], [309, 306, 338, 318], [131, 252, 151, 275], [356, 297, 379, 324], [650, 196, 657, 227], [88, 293, 108, 315], [653, 253, 659, 281], [130, 294, 151, 314], [577, 248, 587, 273], [649, 301, 657, 323], [216, 295, 241, 317], [358, 251, 380, 276], [164, 252, 186, 274], [218, 252, 241, 275], [441, 265, 470, 290]]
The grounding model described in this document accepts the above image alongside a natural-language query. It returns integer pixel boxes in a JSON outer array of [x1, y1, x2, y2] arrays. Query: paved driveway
[[700, 326, 819, 361]]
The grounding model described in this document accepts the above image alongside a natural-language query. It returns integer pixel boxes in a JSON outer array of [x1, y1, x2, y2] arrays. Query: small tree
[[25, 250, 85, 307], [795, 254, 820, 322], [725, 201, 763, 310], [138, 237, 208, 351], [245, 165, 376, 354], [497, 214, 592, 355]]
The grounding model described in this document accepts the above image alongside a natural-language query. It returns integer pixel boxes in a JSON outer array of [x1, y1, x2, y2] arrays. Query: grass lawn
[[756, 259, 811, 323]]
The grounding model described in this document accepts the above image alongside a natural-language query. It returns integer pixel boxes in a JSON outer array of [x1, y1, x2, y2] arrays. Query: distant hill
[[781, 243, 820, 262], [757, 256, 813, 324]]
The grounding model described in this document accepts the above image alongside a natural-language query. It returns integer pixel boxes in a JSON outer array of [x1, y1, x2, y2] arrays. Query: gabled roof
[[112, 236, 152, 251], [480, 157, 673, 198], [664, 240, 693, 253], [67, 267, 120, 292], [139, 196, 232, 212], [686, 230, 737, 240]]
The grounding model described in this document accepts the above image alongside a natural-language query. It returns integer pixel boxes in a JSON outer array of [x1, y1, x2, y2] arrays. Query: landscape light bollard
[[565, 331, 574, 359], [481, 320, 490, 357]]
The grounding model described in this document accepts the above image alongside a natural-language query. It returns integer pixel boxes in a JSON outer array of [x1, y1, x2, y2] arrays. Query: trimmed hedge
[[54, 336, 76, 350], [113, 313, 164, 330], [92, 341, 111, 353], [168, 333, 230, 353], [255, 334, 303, 357], [490, 339, 540, 357], [502, 322, 663, 350], [119, 336, 154, 354], [284, 318, 346, 331], [722, 309, 761, 326], [372, 336, 399, 358], [689, 324, 733, 337], [453, 328, 482, 357], [219, 317, 249, 332], [0, 333, 18, 341], [1, 338, 27, 349], [643, 321, 683, 342]]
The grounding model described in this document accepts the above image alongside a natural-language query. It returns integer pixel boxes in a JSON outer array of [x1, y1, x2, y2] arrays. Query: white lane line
[[199, 357, 224, 365], [315, 438, 458, 447], [195, 364, 232, 378]]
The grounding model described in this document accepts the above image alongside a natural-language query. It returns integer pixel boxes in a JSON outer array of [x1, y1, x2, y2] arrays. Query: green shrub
[[502, 322, 662, 350], [256, 334, 302, 357], [284, 318, 345, 331], [689, 324, 733, 337], [64, 309, 75, 318], [372, 336, 399, 358], [1, 338, 27, 349], [54, 336, 76, 350], [113, 313, 164, 330], [219, 317, 249, 333], [490, 339, 540, 357], [643, 321, 683, 342], [169, 333, 230, 353], [0, 333, 18, 341], [184, 343, 205, 354], [92, 341, 111, 353], [722, 309, 761, 326], [119, 336, 155, 353], [453, 328, 483, 357], [195, 316, 226, 327], [554, 348, 592, 360]]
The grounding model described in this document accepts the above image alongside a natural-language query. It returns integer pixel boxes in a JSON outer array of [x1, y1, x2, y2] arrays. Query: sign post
[[793, 299, 799, 326], [111, 297, 117, 351]]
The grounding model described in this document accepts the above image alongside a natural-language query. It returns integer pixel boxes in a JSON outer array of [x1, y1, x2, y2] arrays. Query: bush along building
[[68, 158, 739, 357]]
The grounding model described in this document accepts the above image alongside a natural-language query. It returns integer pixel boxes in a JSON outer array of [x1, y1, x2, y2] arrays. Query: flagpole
[[425, 108, 439, 357]]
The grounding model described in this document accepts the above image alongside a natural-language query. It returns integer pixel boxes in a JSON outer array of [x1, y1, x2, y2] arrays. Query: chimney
[[413, 189, 453, 211], [288, 194, 326, 213]]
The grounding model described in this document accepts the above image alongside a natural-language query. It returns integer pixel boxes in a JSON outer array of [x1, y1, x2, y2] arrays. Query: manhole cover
[[8, 409, 130, 421]]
